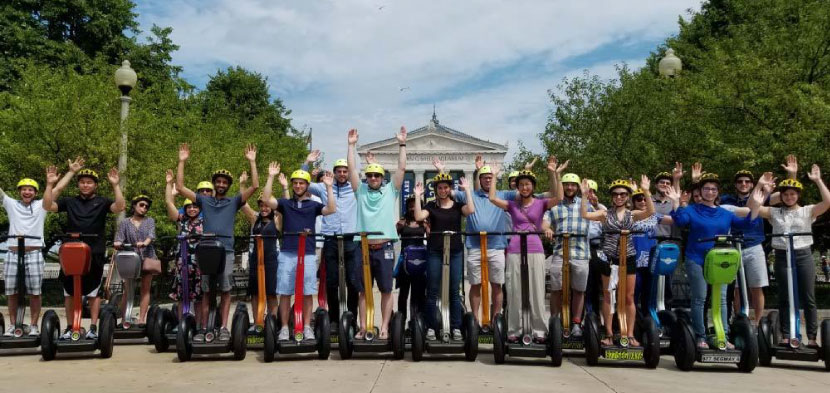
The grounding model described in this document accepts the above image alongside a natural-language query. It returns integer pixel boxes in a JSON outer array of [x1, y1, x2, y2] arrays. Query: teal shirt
[[355, 182, 399, 241]]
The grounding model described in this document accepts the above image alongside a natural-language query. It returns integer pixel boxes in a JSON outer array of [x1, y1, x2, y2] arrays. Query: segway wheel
[[99, 310, 115, 359], [264, 314, 277, 363], [40, 310, 60, 361], [154, 307, 170, 353], [673, 319, 695, 371], [821, 320, 830, 370], [177, 315, 195, 362], [767, 310, 781, 345], [642, 317, 660, 369], [316, 309, 331, 360], [411, 314, 426, 362], [146, 304, 159, 343], [391, 312, 405, 360], [492, 313, 506, 364], [548, 315, 563, 367], [339, 312, 355, 360], [657, 310, 678, 351], [732, 316, 757, 373], [231, 309, 248, 360], [758, 316, 773, 366], [463, 312, 479, 362], [0, 312, 4, 336], [584, 313, 600, 366]]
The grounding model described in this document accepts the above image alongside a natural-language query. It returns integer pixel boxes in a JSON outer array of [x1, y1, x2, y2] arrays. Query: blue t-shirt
[[195, 194, 243, 252], [671, 204, 751, 265], [277, 198, 324, 254], [455, 189, 516, 250], [720, 194, 765, 248], [631, 213, 662, 268]]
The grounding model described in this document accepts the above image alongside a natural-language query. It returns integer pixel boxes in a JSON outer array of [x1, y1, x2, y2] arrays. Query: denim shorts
[[355, 242, 395, 293], [277, 251, 318, 295]]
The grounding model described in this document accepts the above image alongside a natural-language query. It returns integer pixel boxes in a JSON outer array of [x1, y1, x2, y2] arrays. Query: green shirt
[[355, 182, 399, 241]]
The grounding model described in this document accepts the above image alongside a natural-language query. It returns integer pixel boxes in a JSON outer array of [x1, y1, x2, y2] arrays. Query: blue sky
[[134, 0, 700, 166]]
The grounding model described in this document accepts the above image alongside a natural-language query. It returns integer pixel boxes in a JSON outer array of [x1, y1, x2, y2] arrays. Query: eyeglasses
[[735, 180, 753, 184], [137, 203, 148, 208], [198, 190, 212, 194], [611, 192, 629, 198], [701, 187, 719, 193], [366, 173, 383, 179]]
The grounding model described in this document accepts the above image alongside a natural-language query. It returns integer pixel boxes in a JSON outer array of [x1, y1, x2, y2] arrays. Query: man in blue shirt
[[176, 143, 259, 342]]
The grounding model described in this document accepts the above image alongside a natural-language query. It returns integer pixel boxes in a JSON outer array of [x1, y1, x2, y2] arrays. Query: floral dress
[[169, 217, 204, 302]]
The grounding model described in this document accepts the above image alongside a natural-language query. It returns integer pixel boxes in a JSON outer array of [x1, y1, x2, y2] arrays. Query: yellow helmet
[[515, 170, 537, 185], [196, 181, 214, 191], [777, 178, 803, 191], [76, 169, 99, 182], [655, 171, 673, 182], [561, 173, 580, 184], [733, 170, 754, 183], [432, 172, 454, 186], [608, 179, 633, 193], [586, 179, 598, 192], [508, 170, 520, 179], [332, 159, 348, 170], [131, 194, 152, 206], [182, 199, 195, 208], [211, 169, 233, 185], [632, 189, 645, 198], [699, 172, 720, 185], [364, 163, 385, 175], [478, 166, 493, 176], [16, 178, 39, 192], [290, 169, 311, 183]]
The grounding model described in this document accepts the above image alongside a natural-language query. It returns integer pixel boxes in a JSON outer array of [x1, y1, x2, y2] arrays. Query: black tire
[[99, 310, 115, 359], [821, 319, 830, 370], [548, 315, 563, 367], [767, 310, 781, 345], [411, 314, 426, 362], [40, 310, 59, 361], [391, 312, 405, 360], [758, 316, 773, 367], [657, 310, 678, 352], [317, 309, 331, 359], [231, 309, 248, 360], [146, 304, 159, 343], [492, 313, 506, 364], [463, 312, 478, 362], [673, 319, 696, 371], [732, 315, 757, 373], [642, 317, 661, 369], [584, 313, 600, 366], [264, 314, 277, 363], [339, 312, 354, 360], [153, 307, 170, 353], [176, 315, 195, 362], [0, 312, 4, 335]]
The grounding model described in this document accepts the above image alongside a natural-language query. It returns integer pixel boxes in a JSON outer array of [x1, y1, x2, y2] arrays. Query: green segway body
[[703, 237, 741, 350]]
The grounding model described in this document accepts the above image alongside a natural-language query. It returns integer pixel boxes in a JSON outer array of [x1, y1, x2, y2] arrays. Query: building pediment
[[358, 113, 507, 154]]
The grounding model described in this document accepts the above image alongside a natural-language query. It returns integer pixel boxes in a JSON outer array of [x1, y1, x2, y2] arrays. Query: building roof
[[358, 111, 508, 151]]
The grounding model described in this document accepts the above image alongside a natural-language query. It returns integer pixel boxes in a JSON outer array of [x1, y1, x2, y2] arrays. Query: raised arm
[[412, 182, 430, 221], [393, 126, 407, 190], [672, 161, 684, 193], [691, 162, 702, 185], [545, 156, 566, 209], [320, 172, 337, 216], [176, 143, 197, 202], [238, 171, 257, 225], [808, 164, 830, 218], [107, 168, 125, 213], [164, 170, 180, 222], [347, 129, 361, 191], [473, 155, 484, 191], [262, 162, 280, 210], [751, 172, 775, 219], [580, 179, 606, 221], [632, 175, 655, 221], [279, 173, 289, 199], [240, 144, 259, 203], [459, 177, 475, 216], [487, 163, 509, 210], [42, 164, 63, 212]]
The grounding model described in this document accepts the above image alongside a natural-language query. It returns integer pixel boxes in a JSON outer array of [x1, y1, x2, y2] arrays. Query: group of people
[[3, 127, 828, 351]]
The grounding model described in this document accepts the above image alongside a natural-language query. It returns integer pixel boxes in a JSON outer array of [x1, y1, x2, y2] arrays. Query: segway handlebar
[[653, 235, 683, 242], [602, 229, 644, 235], [550, 232, 587, 238], [321, 232, 383, 239], [54, 233, 99, 240], [769, 232, 813, 238], [0, 234, 42, 241], [697, 234, 744, 243]]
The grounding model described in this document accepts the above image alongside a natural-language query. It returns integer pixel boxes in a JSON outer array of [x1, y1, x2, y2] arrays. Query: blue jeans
[[686, 261, 728, 340], [425, 249, 463, 332]]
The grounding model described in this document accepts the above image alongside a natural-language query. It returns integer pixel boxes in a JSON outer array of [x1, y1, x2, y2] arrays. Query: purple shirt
[[506, 198, 547, 254]]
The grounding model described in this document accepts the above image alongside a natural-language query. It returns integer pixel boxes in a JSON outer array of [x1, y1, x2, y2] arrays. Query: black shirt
[[57, 195, 114, 254], [425, 200, 465, 253], [252, 218, 279, 258], [398, 223, 427, 249]]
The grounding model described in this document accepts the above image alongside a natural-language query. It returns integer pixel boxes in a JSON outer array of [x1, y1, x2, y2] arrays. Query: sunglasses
[[611, 192, 629, 198], [701, 187, 719, 193], [137, 203, 149, 208], [366, 173, 383, 179], [735, 180, 753, 184]]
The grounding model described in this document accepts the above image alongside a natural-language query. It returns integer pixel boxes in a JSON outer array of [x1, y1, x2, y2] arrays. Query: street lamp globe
[[658, 48, 682, 78], [114, 60, 137, 95]]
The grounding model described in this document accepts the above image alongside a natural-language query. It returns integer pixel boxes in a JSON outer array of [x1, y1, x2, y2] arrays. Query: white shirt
[[311, 194, 324, 248], [769, 205, 815, 250], [3, 195, 47, 248]]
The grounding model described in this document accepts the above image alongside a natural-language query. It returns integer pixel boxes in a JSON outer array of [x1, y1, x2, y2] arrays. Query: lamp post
[[658, 48, 682, 78], [114, 60, 137, 222]]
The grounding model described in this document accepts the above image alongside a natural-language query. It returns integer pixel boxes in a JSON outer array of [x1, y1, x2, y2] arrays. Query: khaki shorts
[[466, 248, 506, 285], [547, 255, 589, 292]]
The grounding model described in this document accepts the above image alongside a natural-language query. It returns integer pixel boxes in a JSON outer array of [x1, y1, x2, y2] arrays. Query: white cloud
[[136, 0, 699, 165]]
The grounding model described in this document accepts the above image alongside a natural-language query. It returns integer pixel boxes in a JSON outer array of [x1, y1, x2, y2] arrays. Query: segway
[[647, 236, 682, 352], [467, 232, 495, 345], [176, 234, 247, 361], [0, 235, 48, 353], [758, 232, 829, 369], [584, 229, 660, 368], [263, 232, 330, 361], [240, 234, 280, 349], [153, 234, 191, 352], [673, 234, 757, 372], [412, 231, 478, 361], [41, 233, 115, 360], [109, 244, 158, 342], [549, 232, 588, 366]]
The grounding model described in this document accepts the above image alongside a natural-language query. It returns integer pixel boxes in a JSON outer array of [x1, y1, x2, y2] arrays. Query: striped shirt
[[544, 197, 590, 259], [602, 209, 635, 258]]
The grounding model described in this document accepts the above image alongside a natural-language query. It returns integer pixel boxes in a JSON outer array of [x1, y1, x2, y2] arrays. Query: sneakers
[[218, 327, 231, 342], [85, 325, 98, 340], [426, 329, 437, 341], [28, 325, 40, 337], [278, 327, 289, 341], [61, 328, 72, 340], [303, 326, 315, 341], [697, 339, 709, 350], [570, 324, 583, 338], [193, 329, 206, 343], [452, 329, 463, 341], [3, 326, 14, 337]]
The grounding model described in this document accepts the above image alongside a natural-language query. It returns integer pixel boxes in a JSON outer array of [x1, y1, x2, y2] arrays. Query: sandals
[[378, 331, 389, 340], [601, 337, 613, 346], [354, 329, 366, 340], [628, 337, 640, 347]]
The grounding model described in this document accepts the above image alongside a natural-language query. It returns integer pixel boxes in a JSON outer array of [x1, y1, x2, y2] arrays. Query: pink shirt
[[506, 198, 547, 254]]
